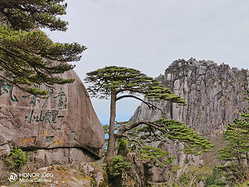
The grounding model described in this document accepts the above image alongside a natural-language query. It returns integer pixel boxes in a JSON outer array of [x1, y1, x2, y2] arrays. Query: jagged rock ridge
[[131, 58, 249, 135], [129, 58, 249, 185]]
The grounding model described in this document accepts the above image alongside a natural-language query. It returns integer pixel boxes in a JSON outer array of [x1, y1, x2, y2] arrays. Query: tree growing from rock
[[85, 66, 213, 163], [218, 91, 249, 185], [0, 0, 86, 95]]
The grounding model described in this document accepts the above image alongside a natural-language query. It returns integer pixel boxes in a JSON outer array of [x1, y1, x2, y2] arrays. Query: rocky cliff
[[129, 58, 249, 184], [0, 70, 105, 170], [131, 58, 249, 135]]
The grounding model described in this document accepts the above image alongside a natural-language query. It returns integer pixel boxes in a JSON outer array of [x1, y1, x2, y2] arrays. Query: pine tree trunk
[[105, 91, 117, 162]]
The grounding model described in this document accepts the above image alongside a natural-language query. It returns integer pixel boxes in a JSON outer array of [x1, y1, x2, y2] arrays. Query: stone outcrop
[[0, 70, 105, 166]]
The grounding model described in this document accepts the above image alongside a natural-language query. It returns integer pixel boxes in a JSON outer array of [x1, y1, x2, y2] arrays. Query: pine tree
[[218, 91, 249, 185], [0, 0, 86, 95], [85, 66, 213, 163], [0, 0, 68, 31]]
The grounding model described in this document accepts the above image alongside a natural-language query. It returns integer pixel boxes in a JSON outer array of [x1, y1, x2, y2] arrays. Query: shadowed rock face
[[0, 70, 105, 165]]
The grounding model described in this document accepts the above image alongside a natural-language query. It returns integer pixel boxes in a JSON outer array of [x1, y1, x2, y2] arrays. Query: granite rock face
[[0, 70, 105, 166], [131, 58, 249, 135], [130, 58, 249, 184]]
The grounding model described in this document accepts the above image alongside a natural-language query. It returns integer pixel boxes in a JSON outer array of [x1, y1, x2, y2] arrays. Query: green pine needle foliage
[[6, 147, 29, 171], [107, 155, 131, 177], [0, 0, 68, 31], [0, 26, 86, 94], [85, 66, 186, 104], [0, 0, 86, 95], [139, 145, 170, 166], [218, 91, 249, 185], [135, 118, 214, 156], [115, 118, 213, 169]]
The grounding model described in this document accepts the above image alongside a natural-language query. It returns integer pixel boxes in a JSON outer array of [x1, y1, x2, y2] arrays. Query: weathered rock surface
[[131, 58, 249, 135], [0, 70, 105, 166], [129, 58, 249, 184]]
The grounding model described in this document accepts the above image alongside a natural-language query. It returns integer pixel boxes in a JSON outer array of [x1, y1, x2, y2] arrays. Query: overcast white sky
[[44, 0, 249, 124]]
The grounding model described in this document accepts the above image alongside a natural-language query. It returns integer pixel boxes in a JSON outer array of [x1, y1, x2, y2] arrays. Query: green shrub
[[108, 155, 131, 177], [106, 155, 131, 186], [6, 147, 29, 171]]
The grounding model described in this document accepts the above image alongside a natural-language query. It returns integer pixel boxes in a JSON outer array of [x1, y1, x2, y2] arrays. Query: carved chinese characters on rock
[[0, 71, 105, 159], [22, 85, 67, 124], [0, 79, 68, 146], [0, 79, 68, 125], [0, 78, 18, 102]]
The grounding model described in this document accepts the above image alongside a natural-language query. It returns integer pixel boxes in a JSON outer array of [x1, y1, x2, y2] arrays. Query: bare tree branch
[[116, 120, 163, 137], [116, 94, 165, 114]]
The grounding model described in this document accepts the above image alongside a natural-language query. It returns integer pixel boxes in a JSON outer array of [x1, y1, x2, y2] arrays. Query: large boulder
[[0, 70, 105, 166]]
